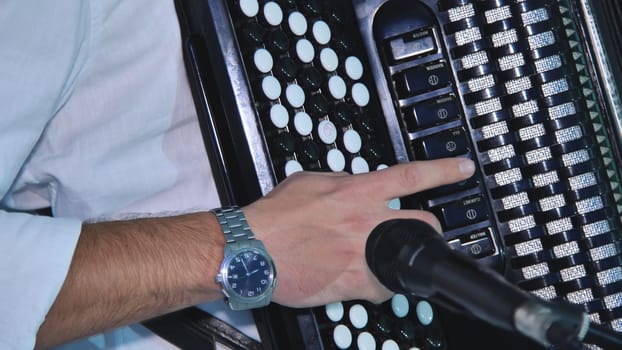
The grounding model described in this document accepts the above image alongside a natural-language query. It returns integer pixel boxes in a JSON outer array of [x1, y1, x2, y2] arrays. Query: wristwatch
[[212, 206, 277, 310]]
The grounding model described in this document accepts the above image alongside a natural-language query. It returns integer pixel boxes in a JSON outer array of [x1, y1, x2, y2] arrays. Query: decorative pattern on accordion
[[436, 0, 622, 333]]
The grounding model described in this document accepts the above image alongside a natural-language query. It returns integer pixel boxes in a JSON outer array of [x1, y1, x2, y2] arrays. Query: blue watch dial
[[226, 249, 275, 298]]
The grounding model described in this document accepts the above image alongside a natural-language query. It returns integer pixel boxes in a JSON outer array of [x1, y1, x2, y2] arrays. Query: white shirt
[[0, 0, 256, 348]]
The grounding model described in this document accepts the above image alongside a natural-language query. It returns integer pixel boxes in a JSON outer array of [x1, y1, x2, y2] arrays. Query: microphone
[[365, 219, 591, 349]]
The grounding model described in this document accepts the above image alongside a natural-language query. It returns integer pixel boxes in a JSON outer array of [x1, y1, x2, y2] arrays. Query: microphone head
[[365, 218, 440, 293]]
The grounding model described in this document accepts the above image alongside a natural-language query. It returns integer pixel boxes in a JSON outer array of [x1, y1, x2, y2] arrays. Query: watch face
[[223, 249, 275, 299]]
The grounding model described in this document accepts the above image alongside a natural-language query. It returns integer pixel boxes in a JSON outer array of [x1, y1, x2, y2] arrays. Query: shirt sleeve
[[0, 1, 92, 348]]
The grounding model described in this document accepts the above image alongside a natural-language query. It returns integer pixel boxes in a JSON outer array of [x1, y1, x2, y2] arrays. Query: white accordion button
[[288, 11, 307, 36], [333, 324, 352, 349], [342, 129, 362, 154], [328, 75, 347, 100], [269, 104, 289, 129], [357, 332, 376, 350], [320, 48, 339, 72], [285, 84, 305, 108], [382, 339, 400, 350], [293, 111, 313, 136], [262, 76, 281, 100], [416, 300, 434, 326], [263, 2, 283, 26], [317, 120, 337, 145], [352, 82, 370, 107], [325, 302, 344, 322], [312, 20, 331, 45], [296, 39, 315, 64], [284, 160, 303, 177], [348, 304, 368, 329], [253, 48, 273, 74], [326, 149, 346, 172], [391, 294, 409, 318], [345, 56, 364, 80], [388, 198, 401, 210], [239, 0, 259, 17], [351, 156, 369, 174]]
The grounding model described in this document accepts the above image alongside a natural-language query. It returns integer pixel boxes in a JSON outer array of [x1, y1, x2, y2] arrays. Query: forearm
[[36, 212, 224, 349]]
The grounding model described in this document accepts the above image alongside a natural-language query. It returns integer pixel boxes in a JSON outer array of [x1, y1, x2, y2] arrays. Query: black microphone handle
[[366, 219, 590, 348], [398, 238, 529, 332]]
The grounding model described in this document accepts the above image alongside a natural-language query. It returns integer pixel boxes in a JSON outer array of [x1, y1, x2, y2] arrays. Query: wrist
[[212, 206, 277, 310]]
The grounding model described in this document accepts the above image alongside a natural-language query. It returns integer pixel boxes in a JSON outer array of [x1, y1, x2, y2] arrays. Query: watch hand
[[241, 258, 249, 273], [248, 269, 260, 275]]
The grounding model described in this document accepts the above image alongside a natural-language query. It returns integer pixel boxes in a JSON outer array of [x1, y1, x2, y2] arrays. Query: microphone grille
[[365, 219, 438, 293]]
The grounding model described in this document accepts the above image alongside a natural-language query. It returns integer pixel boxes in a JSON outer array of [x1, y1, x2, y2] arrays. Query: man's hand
[[243, 157, 475, 307], [36, 157, 474, 348]]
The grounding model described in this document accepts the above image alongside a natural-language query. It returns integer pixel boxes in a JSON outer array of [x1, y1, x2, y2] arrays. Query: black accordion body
[[173, 0, 622, 348]]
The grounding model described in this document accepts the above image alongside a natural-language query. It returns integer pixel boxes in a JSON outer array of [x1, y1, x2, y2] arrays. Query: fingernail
[[459, 158, 476, 176]]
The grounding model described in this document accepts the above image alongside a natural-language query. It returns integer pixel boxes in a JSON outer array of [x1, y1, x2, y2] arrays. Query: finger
[[382, 208, 443, 233], [347, 157, 475, 201]]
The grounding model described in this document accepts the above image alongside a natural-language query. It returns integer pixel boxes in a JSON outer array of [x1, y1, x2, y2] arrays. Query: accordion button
[[261, 76, 282, 100], [381, 339, 400, 350], [312, 20, 332, 45], [351, 82, 370, 107], [351, 156, 370, 174], [328, 75, 347, 100], [287, 11, 307, 36], [436, 195, 489, 229], [333, 324, 352, 349], [326, 149, 346, 172], [345, 56, 364, 80], [284, 160, 303, 177], [317, 120, 337, 144], [294, 111, 313, 136], [357, 331, 376, 350], [239, 0, 259, 18], [349, 304, 368, 329], [416, 300, 434, 326], [286, 84, 305, 108], [397, 61, 451, 97], [414, 128, 468, 160], [388, 198, 401, 210], [342, 129, 362, 154], [263, 1, 283, 26], [253, 48, 273, 74], [391, 294, 409, 318], [407, 95, 460, 130], [325, 302, 345, 322], [269, 104, 289, 128], [295, 38, 315, 64], [320, 47, 339, 72]]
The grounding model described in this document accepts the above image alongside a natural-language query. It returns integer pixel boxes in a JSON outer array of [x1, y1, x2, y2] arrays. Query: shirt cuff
[[0, 211, 82, 349]]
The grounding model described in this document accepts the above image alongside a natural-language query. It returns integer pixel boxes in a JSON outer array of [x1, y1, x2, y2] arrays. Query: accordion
[[172, 0, 622, 348]]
